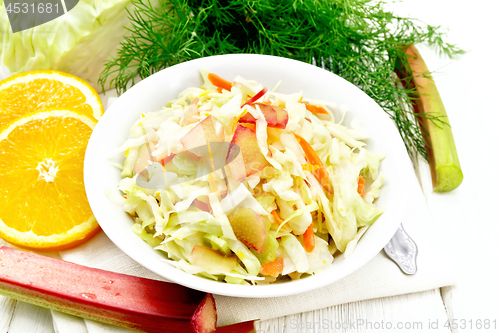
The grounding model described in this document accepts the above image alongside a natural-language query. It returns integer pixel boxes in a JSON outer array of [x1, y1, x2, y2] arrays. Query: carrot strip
[[357, 176, 365, 196], [293, 133, 332, 194], [302, 102, 329, 115], [303, 223, 315, 252], [271, 210, 283, 224], [259, 258, 283, 277], [208, 73, 233, 92]]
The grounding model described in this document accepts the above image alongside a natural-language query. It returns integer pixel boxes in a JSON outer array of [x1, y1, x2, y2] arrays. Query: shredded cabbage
[[115, 70, 385, 284]]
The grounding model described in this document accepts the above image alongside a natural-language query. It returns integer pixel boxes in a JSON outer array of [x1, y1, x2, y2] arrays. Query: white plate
[[84, 54, 411, 298]]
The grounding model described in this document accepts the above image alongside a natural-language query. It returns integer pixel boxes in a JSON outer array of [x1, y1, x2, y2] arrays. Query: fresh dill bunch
[[99, 0, 463, 160]]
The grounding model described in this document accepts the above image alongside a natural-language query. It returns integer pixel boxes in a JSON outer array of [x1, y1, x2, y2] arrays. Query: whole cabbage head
[[0, 0, 152, 91]]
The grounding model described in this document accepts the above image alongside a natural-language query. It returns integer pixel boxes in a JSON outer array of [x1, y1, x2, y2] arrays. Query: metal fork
[[384, 225, 418, 275]]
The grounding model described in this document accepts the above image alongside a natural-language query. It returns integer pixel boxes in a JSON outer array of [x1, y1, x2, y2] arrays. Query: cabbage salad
[[114, 70, 385, 285]]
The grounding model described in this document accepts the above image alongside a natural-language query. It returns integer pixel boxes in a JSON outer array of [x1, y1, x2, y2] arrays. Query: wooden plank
[[0, 239, 16, 333], [7, 302, 54, 333], [0, 296, 16, 333], [51, 311, 89, 333], [257, 289, 450, 332]]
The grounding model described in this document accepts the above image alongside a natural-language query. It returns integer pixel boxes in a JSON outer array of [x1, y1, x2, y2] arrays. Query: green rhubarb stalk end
[[403, 45, 463, 192]]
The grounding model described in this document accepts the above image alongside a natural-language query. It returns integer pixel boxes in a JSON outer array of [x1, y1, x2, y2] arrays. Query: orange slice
[[0, 109, 100, 252], [0, 70, 103, 129]]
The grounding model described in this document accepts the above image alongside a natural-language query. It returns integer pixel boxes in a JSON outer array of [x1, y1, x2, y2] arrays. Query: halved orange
[[0, 70, 103, 129], [0, 109, 100, 251]]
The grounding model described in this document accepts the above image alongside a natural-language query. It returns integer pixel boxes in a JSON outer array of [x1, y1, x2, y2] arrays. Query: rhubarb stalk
[[0, 246, 216, 333], [398, 45, 463, 192], [215, 320, 257, 333]]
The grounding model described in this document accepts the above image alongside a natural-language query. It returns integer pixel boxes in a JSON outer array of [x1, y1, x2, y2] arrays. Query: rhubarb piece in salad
[[273, 104, 289, 129], [133, 142, 158, 174], [242, 87, 268, 106], [180, 116, 229, 174], [181, 116, 224, 151], [192, 245, 238, 273], [228, 208, 268, 254], [0, 246, 216, 333], [194, 197, 212, 212], [226, 124, 269, 180], [238, 103, 288, 129]]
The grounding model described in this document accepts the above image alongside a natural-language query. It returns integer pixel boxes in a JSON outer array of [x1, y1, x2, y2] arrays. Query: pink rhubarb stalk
[[0, 246, 216, 333]]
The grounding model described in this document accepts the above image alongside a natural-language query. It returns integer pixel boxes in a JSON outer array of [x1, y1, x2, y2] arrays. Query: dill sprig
[[99, 0, 463, 160]]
